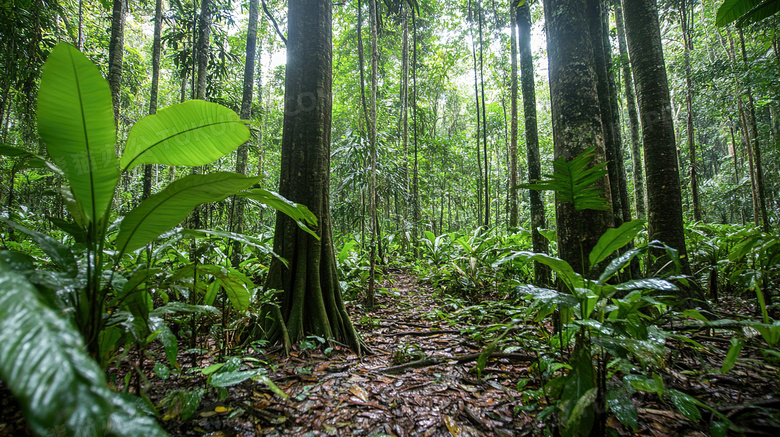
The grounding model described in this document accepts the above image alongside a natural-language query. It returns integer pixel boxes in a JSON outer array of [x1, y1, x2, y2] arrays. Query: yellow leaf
[[215, 406, 228, 413]]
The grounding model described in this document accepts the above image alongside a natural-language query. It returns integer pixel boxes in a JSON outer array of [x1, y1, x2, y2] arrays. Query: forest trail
[[165, 272, 536, 436]]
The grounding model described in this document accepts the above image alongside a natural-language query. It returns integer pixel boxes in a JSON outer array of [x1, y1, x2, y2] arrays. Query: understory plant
[[0, 42, 315, 434]]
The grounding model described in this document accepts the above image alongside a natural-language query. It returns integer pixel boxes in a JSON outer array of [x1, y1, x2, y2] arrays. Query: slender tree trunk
[[366, 0, 379, 309], [739, 96, 760, 226], [143, 0, 164, 201], [681, 1, 701, 221], [517, 2, 549, 285], [587, 0, 623, 227], [400, 6, 409, 219], [412, 11, 420, 244], [108, 0, 125, 127], [477, 0, 489, 228], [265, 0, 363, 354], [469, 0, 483, 227], [622, 0, 693, 280], [738, 29, 770, 232], [615, 3, 645, 219], [196, 0, 211, 100], [230, 0, 259, 267], [509, 1, 519, 230], [78, 0, 84, 50], [543, 0, 613, 276]]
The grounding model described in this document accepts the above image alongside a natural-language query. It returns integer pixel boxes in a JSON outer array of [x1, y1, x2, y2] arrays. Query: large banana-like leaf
[[716, 0, 780, 27], [588, 219, 646, 268], [116, 172, 262, 255], [38, 42, 118, 223], [120, 100, 250, 171], [238, 188, 319, 239], [0, 268, 165, 437]]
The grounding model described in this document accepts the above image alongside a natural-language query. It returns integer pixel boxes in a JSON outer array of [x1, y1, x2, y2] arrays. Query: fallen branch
[[380, 351, 534, 374], [387, 329, 461, 337]]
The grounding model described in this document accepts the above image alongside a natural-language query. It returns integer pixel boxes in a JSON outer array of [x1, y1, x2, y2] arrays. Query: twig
[[380, 351, 533, 374], [260, 0, 286, 46], [387, 329, 461, 337]]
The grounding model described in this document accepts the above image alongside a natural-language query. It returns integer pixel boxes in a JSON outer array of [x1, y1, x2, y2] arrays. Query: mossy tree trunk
[[265, 0, 364, 355], [542, 0, 613, 275]]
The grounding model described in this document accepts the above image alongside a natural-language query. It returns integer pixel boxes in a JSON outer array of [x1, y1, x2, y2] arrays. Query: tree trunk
[[78, 0, 84, 50], [738, 29, 770, 232], [265, 0, 363, 354], [615, 3, 645, 219], [230, 0, 259, 267], [477, 0, 489, 228], [196, 0, 211, 100], [621, 0, 692, 279], [367, 0, 379, 309], [400, 6, 409, 218], [468, 0, 483, 228], [586, 0, 624, 227], [108, 0, 125, 127], [412, 11, 420, 245], [143, 0, 164, 201], [543, 0, 613, 275], [517, 2, 549, 285], [680, 1, 701, 222], [509, 1, 519, 230]]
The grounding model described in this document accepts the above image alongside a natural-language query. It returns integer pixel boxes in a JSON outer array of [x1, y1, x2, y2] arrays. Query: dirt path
[[168, 272, 536, 436]]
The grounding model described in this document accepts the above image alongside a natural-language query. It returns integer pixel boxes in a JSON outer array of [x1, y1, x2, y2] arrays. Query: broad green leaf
[[560, 339, 595, 437], [116, 172, 262, 254], [716, 0, 780, 27], [238, 188, 319, 240], [526, 252, 583, 292], [180, 228, 282, 261], [1, 218, 78, 277], [721, 337, 743, 373], [667, 390, 702, 421], [0, 143, 37, 158], [589, 219, 645, 267], [607, 387, 638, 430], [38, 42, 118, 222], [197, 264, 252, 312], [254, 375, 290, 400], [0, 268, 165, 436], [615, 278, 678, 292], [209, 369, 264, 388], [120, 99, 250, 171]]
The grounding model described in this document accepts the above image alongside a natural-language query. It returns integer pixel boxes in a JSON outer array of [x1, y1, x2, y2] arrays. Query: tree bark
[[621, 0, 692, 279], [230, 0, 259, 267], [543, 0, 613, 275], [680, 0, 701, 222], [615, 3, 645, 219], [266, 0, 363, 354], [509, 1, 519, 230], [196, 0, 211, 100], [143, 0, 164, 201], [517, 2, 549, 285], [107, 0, 125, 127], [477, 0, 489, 228], [468, 0, 483, 228]]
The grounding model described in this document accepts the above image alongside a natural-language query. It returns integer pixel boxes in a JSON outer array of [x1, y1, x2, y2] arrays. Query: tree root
[[379, 351, 534, 374]]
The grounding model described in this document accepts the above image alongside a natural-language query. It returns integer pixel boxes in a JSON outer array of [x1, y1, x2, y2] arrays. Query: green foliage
[[519, 146, 609, 212], [0, 268, 165, 436], [716, 0, 780, 28]]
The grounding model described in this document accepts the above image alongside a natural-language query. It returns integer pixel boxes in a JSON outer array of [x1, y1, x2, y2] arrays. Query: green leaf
[[560, 339, 596, 437], [238, 188, 319, 240], [589, 220, 645, 267], [116, 172, 262, 254], [607, 387, 638, 430], [120, 99, 250, 171], [527, 252, 583, 292], [615, 278, 678, 292], [209, 369, 263, 388], [721, 337, 743, 373], [667, 389, 702, 421], [0, 143, 37, 158], [717, 0, 780, 27], [197, 264, 252, 312], [1, 218, 78, 277], [38, 42, 118, 223], [0, 268, 165, 436], [254, 375, 290, 400]]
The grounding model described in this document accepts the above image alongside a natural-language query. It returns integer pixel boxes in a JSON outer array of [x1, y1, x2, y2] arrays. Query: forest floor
[[2, 271, 780, 436]]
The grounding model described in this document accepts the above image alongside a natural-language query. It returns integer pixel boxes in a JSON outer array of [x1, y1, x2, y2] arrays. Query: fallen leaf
[[349, 385, 369, 402]]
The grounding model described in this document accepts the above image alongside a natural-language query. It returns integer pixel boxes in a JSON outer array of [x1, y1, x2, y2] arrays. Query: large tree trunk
[[107, 0, 125, 127], [230, 0, 259, 267], [543, 0, 613, 275], [266, 0, 363, 355], [615, 3, 645, 220], [621, 0, 693, 279], [143, 0, 164, 201], [508, 2, 519, 230], [517, 2, 549, 285]]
